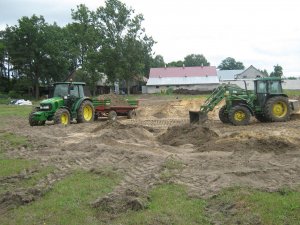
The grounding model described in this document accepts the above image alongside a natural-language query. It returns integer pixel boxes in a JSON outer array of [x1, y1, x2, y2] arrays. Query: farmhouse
[[218, 65, 266, 81], [146, 66, 219, 93]]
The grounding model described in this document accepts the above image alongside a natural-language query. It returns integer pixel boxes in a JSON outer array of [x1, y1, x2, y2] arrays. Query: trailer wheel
[[228, 105, 251, 126], [264, 96, 290, 122], [54, 108, 70, 125], [108, 110, 117, 121], [219, 105, 229, 123], [127, 110, 136, 119]]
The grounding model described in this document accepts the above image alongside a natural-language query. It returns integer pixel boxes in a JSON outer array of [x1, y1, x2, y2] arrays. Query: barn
[[145, 66, 219, 93]]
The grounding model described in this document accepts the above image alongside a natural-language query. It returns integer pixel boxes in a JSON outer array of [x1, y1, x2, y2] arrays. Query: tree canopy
[[218, 57, 245, 70], [184, 54, 210, 67], [270, 64, 283, 77], [1, 0, 155, 97]]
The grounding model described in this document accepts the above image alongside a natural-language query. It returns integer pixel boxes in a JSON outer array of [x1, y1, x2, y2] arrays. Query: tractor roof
[[54, 82, 86, 85]]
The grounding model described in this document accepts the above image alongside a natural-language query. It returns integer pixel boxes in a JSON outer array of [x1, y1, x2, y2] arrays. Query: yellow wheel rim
[[83, 105, 93, 121], [61, 113, 69, 125], [234, 110, 246, 122], [272, 101, 287, 117]]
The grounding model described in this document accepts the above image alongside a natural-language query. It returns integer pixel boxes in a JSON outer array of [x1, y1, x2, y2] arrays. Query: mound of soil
[[97, 94, 130, 106], [158, 124, 219, 146]]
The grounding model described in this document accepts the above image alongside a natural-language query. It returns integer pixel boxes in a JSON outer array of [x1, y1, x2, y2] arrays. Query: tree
[[167, 60, 184, 67], [4, 15, 71, 98], [184, 54, 210, 67], [95, 0, 154, 94], [151, 55, 165, 68], [270, 64, 283, 77], [218, 57, 245, 70]]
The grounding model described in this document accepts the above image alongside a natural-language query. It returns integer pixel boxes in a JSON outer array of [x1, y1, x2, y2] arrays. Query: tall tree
[[95, 0, 154, 94], [270, 64, 283, 77], [151, 55, 165, 68], [218, 57, 245, 70], [184, 54, 210, 67], [167, 60, 184, 67]]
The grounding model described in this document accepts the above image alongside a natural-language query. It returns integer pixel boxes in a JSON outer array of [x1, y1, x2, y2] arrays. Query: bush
[[8, 90, 20, 99]]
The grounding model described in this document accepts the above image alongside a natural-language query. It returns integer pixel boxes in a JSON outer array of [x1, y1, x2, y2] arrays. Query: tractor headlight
[[40, 104, 51, 110]]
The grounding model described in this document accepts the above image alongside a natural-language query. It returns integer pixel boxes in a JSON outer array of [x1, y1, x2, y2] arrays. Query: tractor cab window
[[256, 81, 267, 93], [269, 81, 282, 94], [53, 84, 68, 97], [70, 85, 80, 97]]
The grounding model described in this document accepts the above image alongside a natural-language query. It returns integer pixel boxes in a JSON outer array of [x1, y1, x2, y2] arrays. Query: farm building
[[145, 66, 219, 93], [217, 65, 266, 81]]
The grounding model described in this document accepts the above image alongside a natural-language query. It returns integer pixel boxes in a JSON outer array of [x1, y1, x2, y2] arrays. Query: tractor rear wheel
[[219, 105, 230, 123], [228, 105, 251, 126], [108, 110, 117, 121], [264, 96, 290, 122], [54, 108, 70, 125], [77, 100, 94, 123]]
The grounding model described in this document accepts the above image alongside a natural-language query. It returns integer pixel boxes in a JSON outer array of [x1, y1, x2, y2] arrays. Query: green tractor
[[189, 77, 299, 126], [29, 82, 94, 126]]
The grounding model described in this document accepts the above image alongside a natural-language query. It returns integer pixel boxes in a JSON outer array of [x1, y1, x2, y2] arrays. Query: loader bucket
[[189, 111, 208, 124]]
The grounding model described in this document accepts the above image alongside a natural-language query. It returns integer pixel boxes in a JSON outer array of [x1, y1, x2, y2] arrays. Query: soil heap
[[97, 94, 130, 106], [158, 123, 218, 146]]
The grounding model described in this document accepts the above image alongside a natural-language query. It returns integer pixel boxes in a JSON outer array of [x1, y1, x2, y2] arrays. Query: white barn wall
[[146, 84, 219, 94], [221, 80, 300, 90]]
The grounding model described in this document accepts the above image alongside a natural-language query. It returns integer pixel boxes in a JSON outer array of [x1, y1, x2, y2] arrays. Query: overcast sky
[[1, 0, 300, 76]]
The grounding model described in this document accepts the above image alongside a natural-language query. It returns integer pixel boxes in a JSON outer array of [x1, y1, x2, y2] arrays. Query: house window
[[156, 86, 159, 89]]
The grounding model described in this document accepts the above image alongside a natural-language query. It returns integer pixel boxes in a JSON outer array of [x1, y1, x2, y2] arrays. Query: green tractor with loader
[[29, 82, 94, 126], [190, 77, 300, 125]]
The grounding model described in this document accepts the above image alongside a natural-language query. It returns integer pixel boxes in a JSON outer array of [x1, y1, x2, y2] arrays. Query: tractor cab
[[53, 82, 86, 98], [254, 77, 286, 108]]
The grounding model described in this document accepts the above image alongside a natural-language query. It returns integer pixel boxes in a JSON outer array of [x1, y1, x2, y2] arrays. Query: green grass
[[1, 170, 120, 225], [0, 158, 38, 177], [111, 184, 209, 225], [0, 132, 30, 151], [208, 187, 300, 225], [0, 105, 33, 118]]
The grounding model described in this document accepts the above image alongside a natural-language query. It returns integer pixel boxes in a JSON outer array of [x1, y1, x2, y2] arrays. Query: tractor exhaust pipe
[[189, 111, 208, 124]]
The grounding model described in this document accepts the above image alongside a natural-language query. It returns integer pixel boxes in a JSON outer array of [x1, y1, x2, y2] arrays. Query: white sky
[[1, 0, 300, 76]]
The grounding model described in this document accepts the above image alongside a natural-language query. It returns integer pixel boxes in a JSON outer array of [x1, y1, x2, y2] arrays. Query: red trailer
[[93, 99, 138, 121]]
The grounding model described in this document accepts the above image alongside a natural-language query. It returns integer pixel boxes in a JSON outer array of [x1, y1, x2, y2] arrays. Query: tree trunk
[[35, 82, 39, 99], [126, 80, 130, 95]]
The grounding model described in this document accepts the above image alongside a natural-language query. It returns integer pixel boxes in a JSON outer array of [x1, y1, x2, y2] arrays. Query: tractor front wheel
[[29, 108, 46, 126], [228, 105, 251, 126], [77, 100, 94, 123], [264, 96, 290, 122], [219, 105, 229, 123], [54, 108, 70, 125]]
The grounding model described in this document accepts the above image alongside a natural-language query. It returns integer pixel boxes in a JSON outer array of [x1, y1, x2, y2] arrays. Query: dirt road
[[3, 97, 300, 211]]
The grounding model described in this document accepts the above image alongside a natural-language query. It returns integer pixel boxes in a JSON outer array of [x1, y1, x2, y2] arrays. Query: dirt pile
[[97, 94, 130, 106], [158, 123, 218, 146]]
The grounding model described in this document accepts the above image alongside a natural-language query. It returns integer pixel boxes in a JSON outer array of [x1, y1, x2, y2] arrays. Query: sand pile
[[97, 94, 130, 106], [158, 124, 218, 146]]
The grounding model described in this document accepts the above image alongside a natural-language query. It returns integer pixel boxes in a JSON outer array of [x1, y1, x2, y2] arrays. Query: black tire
[[254, 113, 268, 122], [29, 108, 46, 126], [264, 96, 290, 122], [127, 110, 136, 119], [108, 110, 117, 121], [77, 100, 94, 123], [228, 105, 251, 126], [54, 108, 70, 125], [219, 105, 230, 123]]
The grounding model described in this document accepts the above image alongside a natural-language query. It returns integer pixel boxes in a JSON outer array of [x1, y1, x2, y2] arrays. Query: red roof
[[149, 66, 217, 78]]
